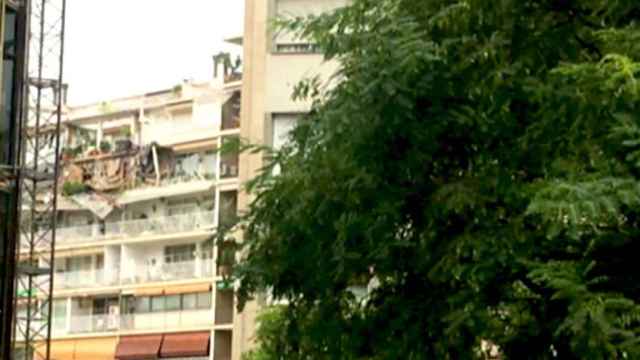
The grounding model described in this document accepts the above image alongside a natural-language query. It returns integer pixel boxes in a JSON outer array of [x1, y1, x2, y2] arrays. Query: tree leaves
[[237, 0, 640, 358]]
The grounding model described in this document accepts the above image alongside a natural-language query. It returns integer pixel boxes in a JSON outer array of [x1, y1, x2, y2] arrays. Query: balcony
[[54, 309, 213, 336], [67, 314, 119, 334], [54, 269, 107, 289], [221, 91, 240, 131], [120, 309, 213, 331], [122, 259, 214, 285], [55, 211, 216, 246], [55, 259, 214, 290]]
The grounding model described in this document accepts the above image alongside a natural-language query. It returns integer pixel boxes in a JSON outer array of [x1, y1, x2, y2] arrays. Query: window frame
[[135, 296, 151, 313], [196, 292, 211, 309], [150, 295, 165, 312]]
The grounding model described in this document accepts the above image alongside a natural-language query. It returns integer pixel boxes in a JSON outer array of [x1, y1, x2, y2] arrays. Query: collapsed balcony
[[61, 141, 212, 194]]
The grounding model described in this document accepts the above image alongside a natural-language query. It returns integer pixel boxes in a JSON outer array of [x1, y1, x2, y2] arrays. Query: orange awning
[[164, 283, 211, 295], [115, 335, 162, 360], [160, 332, 210, 358], [133, 286, 165, 296], [73, 337, 117, 360]]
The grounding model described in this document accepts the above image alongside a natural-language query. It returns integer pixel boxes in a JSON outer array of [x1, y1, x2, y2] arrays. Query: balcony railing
[[55, 211, 216, 246], [54, 269, 107, 289], [54, 310, 213, 336], [120, 309, 213, 331], [67, 314, 119, 334], [55, 259, 214, 290], [122, 259, 214, 285]]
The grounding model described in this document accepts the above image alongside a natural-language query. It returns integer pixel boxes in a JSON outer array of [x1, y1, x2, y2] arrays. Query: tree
[[235, 0, 640, 358]]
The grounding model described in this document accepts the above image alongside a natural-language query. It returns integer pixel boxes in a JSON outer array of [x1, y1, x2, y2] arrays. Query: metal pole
[[22, 0, 46, 355], [44, 0, 65, 358]]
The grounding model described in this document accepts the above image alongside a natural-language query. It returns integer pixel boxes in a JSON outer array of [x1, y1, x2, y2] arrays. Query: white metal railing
[[120, 309, 214, 331], [55, 211, 216, 245], [56, 310, 213, 335], [56, 223, 96, 243], [121, 259, 214, 285], [54, 259, 213, 290], [54, 269, 110, 289], [67, 314, 119, 334]]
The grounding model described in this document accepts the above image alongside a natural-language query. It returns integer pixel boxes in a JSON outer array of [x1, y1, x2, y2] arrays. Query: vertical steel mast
[[12, 0, 65, 358]]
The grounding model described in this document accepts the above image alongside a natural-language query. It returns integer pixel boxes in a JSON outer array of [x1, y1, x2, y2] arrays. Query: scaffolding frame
[[12, 0, 66, 358]]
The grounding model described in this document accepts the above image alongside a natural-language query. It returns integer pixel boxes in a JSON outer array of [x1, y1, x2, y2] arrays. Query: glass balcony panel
[[56, 259, 213, 289], [54, 211, 215, 246]]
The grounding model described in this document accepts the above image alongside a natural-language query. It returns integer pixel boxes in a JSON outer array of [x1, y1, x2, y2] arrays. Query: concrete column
[[216, 137, 222, 182], [91, 254, 97, 284], [65, 297, 72, 334], [195, 242, 202, 277]]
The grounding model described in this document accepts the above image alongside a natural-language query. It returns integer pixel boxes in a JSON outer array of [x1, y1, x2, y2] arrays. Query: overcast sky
[[64, 0, 245, 106]]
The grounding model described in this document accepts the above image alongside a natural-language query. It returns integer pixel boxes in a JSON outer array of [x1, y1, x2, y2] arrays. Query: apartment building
[[17, 54, 243, 360], [236, 0, 347, 357]]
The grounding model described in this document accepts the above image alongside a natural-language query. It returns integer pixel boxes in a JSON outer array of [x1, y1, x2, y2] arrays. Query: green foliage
[[236, 0, 640, 358], [62, 181, 87, 197], [99, 140, 112, 153], [241, 307, 289, 360], [119, 127, 131, 138]]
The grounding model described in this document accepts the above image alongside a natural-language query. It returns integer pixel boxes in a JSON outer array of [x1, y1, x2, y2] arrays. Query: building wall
[[265, 54, 339, 113]]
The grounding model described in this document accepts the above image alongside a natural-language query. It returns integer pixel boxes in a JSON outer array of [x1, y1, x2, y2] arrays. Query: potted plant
[[99, 140, 112, 154], [61, 147, 75, 161], [62, 181, 87, 196]]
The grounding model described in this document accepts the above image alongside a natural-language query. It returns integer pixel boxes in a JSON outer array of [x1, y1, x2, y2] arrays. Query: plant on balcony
[[119, 127, 131, 138], [61, 147, 75, 161], [84, 138, 99, 157], [99, 140, 112, 154], [62, 181, 88, 197]]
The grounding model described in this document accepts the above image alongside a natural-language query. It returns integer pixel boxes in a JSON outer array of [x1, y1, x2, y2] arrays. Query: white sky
[[64, 0, 245, 106]]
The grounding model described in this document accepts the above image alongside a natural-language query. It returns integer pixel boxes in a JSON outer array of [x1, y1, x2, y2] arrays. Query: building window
[[135, 296, 151, 313], [52, 299, 67, 331], [164, 244, 196, 264], [272, 114, 299, 150], [175, 153, 200, 178], [127, 292, 212, 314], [166, 295, 181, 311], [201, 150, 217, 178], [218, 191, 238, 228], [151, 295, 165, 312], [167, 199, 199, 216], [182, 293, 197, 310], [219, 136, 239, 179], [221, 91, 241, 130], [196, 292, 211, 309]]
